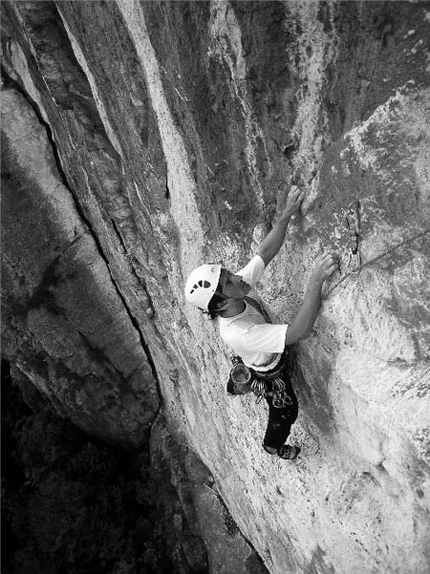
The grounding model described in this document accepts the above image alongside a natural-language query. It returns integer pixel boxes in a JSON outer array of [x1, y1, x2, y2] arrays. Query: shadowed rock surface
[[1, 1, 430, 573]]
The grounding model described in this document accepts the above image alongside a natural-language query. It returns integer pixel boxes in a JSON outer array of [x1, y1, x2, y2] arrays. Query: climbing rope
[[326, 227, 430, 296]]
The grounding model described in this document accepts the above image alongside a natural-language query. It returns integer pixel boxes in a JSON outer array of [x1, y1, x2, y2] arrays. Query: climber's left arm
[[285, 252, 338, 344], [257, 186, 305, 266]]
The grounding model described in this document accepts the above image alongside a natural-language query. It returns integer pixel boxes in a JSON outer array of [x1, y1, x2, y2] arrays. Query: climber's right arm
[[285, 253, 338, 344], [257, 186, 305, 266]]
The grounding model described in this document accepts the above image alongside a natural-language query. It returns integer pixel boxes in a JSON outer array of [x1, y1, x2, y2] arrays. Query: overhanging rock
[[1, 1, 429, 572]]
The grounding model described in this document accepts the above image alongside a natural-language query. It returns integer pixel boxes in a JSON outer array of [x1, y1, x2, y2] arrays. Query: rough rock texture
[[1, 82, 160, 449], [1, 1, 430, 573]]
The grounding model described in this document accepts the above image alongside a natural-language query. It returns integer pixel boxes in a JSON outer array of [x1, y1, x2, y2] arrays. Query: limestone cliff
[[1, 1, 430, 573]]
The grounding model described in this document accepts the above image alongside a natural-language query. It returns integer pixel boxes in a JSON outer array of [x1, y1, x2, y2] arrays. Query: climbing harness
[[228, 352, 294, 408], [251, 369, 294, 409]]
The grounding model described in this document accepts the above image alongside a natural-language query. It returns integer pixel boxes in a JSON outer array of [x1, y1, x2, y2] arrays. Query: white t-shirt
[[218, 255, 288, 371]]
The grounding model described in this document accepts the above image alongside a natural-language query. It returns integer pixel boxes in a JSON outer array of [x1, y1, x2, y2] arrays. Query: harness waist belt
[[251, 353, 283, 374]]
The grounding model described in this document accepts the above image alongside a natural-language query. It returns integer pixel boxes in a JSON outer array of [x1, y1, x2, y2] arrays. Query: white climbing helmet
[[185, 264, 222, 311]]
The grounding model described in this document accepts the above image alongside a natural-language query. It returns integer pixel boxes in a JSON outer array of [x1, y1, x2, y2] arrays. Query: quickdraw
[[251, 376, 294, 408], [327, 227, 430, 296]]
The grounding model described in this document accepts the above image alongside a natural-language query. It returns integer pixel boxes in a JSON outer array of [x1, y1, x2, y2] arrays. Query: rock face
[[1, 1, 430, 573]]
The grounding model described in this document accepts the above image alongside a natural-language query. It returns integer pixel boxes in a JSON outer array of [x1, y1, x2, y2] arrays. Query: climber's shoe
[[277, 444, 301, 460]]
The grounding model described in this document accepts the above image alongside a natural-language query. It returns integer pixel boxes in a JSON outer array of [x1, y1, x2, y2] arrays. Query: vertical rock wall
[[2, 1, 430, 572]]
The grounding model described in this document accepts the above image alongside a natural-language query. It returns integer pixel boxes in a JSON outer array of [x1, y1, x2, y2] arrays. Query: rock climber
[[185, 186, 338, 460]]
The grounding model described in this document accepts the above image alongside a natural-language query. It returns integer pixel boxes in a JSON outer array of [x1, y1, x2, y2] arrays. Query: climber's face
[[218, 269, 251, 299]]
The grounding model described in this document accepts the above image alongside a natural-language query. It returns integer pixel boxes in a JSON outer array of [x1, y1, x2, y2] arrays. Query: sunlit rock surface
[[1, 1, 430, 572]]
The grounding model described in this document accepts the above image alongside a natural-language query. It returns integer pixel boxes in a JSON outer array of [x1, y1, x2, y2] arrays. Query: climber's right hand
[[283, 185, 305, 218]]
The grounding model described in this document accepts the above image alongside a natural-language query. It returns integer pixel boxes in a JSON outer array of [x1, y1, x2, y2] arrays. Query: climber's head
[[185, 263, 223, 313], [185, 264, 250, 319]]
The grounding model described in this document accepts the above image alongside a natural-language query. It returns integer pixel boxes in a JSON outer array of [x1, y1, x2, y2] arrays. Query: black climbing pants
[[260, 366, 299, 451]]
